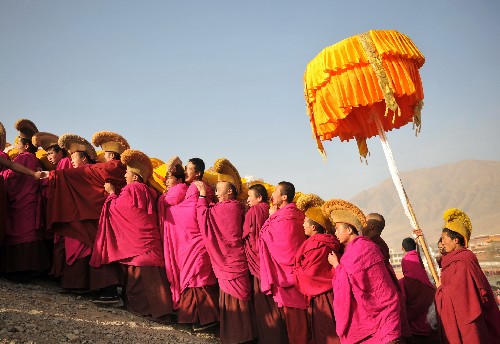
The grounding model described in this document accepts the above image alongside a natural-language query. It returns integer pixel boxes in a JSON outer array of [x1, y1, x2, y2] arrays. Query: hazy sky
[[1, 0, 499, 200]]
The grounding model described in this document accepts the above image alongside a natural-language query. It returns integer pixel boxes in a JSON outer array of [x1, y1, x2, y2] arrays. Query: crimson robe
[[2, 152, 43, 245], [47, 160, 126, 246], [435, 248, 500, 344], [243, 201, 269, 278], [158, 182, 189, 308], [399, 250, 436, 337], [0, 152, 10, 246], [90, 182, 164, 267], [334, 236, 401, 344], [294, 233, 342, 344], [293, 233, 341, 300], [259, 203, 308, 309], [196, 198, 250, 300]]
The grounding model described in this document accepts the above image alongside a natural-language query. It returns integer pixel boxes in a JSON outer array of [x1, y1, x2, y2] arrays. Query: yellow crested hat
[[32, 132, 60, 150], [58, 134, 97, 161], [0, 122, 6, 151], [92, 131, 130, 154], [443, 208, 472, 247], [15, 119, 39, 139], [297, 193, 332, 232], [121, 149, 153, 181], [322, 199, 367, 233], [211, 158, 242, 195]]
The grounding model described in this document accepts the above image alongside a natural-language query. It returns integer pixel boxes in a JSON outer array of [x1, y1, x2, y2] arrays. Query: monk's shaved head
[[364, 213, 385, 237]]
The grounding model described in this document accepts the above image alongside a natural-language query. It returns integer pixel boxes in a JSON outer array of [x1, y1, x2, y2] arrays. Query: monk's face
[[440, 231, 460, 253], [303, 218, 316, 237], [125, 169, 138, 184], [271, 185, 286, 208], [216, 182, 231, 202], [104, 151, 116, 162], [71, 151, 87, 168], [184, 162, 200, 184], [15, 137, 27, 152], [165, 174, 180, 191], [46, 147, 63, 165], [247, 189, 261, 207], [334, 222, 352, 244]]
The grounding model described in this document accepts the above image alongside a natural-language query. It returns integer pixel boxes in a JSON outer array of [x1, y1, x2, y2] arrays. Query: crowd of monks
[[1, 119, 499, 344]]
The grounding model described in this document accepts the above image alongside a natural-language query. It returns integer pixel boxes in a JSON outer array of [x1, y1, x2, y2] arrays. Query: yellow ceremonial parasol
[[304, 30, 440, 285]]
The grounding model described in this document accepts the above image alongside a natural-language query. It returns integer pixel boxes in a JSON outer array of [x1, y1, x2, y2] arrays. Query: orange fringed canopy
[[304, 30, 425, 158]]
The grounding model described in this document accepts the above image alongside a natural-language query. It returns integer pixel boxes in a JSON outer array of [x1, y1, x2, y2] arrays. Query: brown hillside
[[350, 160, 500, 251]]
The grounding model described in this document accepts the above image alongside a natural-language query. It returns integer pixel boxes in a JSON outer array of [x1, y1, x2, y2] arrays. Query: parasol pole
[[372, 113, 441, 287]]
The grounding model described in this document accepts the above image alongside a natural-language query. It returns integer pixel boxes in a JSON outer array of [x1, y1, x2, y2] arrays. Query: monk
[[363, 212, 411, 338], [0, 119, 50, 280], [243, 183, 288, 343], [399, 237, 438, 344], [434, 208, 500, 344], [90, 149, 172, 322], [259, 181, 309, 344], [157, 156, 189, 309], [32, 132, 74, 287], [294, 194, 341, 344], [0, 132, 46, 248], [175, 158, 219, 331], [50, 134, 99, 292], [196, 177, 257, 343], [325, 199, 402, 344], [47, 131, 128, 300]]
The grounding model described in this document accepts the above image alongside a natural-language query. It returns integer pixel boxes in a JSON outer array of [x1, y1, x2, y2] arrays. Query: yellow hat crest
[[443, 208, 472, 247], [297, 193, 332, 232], [121, 149, 153, 181], [92, 131, 130, 154], [322, 199, 366, 233], [58, 134, 97, 161]]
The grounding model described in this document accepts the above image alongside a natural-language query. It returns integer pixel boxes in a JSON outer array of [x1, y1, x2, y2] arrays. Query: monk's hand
[[33, 171, 42, 180], [39, 171, 49, 179], [269, 205, 278, 216], [328, 252, 339, 268], [412, 229, 423, 238], [194, 181, 206, 196], [104, 182, 115, 194]]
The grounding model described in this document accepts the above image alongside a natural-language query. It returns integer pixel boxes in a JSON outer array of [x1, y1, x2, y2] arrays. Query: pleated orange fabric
[[304, 30, 425, 158]]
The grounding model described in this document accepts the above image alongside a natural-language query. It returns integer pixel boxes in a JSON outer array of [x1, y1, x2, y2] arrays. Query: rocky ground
[[0, 277, 219, 344]]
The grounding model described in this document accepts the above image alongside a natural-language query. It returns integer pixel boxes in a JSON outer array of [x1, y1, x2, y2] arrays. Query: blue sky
[[1, 0, 499, 200]]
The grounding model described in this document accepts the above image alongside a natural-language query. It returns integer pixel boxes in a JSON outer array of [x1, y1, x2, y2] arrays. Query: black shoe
[[192, 321, 218, 332], [93, 295, 121, 304], [58, 287, 72, 294]]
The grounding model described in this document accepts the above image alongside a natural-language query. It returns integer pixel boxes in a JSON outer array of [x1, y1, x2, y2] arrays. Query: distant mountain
[[350, 160, 500, 251]]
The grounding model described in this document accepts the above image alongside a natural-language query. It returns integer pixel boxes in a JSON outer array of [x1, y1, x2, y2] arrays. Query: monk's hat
[[15, 119, 39, 139], [121, 149, 153, 181], [0, 122, 6, 151], [165, 156, 184, 179], [58, 134, 97, 161], [322, 199, 366, 234], [297, 194, 332, 232], [32, 132, 60, 151], [91, 131, 130, 155], [211, 158, 242, 195], [443, 208, 472, 247]]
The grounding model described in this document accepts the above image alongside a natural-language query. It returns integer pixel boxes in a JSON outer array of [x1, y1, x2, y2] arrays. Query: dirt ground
[[0, 276, 219, 344]]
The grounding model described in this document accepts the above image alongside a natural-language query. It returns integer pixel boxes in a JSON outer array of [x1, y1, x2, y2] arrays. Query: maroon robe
[[371, 234, 411, 338], [436, 248, 500, 344], [259, 203, 309, 344], [244, 202, 288, 344], [47, 160, 126, 246], [157, 182, 189, 309], [243, 201, 269, 278], [90, 181, 172, 317], [90, 182, 164, 268], [294, 233, 342, 344], [0, 152, 49, 273], [197, 197, 257, 343], [0, 152, 10, 246]]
